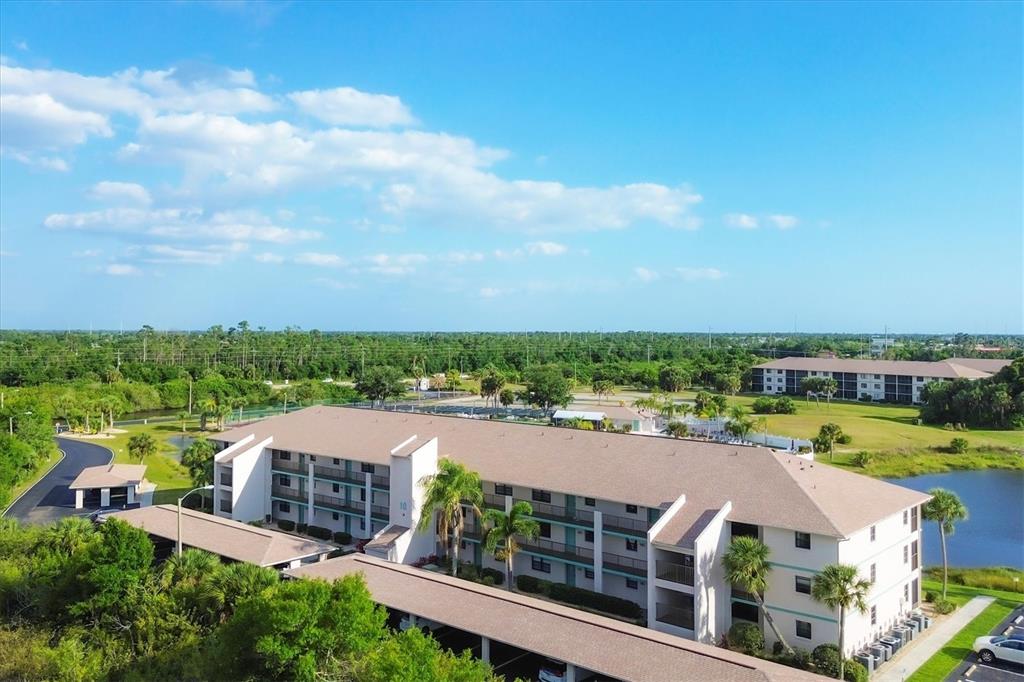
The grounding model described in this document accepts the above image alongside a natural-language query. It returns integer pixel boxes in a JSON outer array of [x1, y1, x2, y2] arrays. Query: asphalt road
[[947, 604, 1024, 682], [4, 437, 113, 525]]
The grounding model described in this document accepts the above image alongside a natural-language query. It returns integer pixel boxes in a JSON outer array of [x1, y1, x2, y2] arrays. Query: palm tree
[[817, 423, 844, 461], [216, 561, 278, 615], [754, 416, 769, 442], [177, 411, 190, 435], [483, 500, 540, 590], [811, 564, 872, 680], [417, 459, 483, 577], [722, 536, 793, 655], [922, 488, 968, 600], [45, 516, 95, 555], [161, 549, 225, 623]]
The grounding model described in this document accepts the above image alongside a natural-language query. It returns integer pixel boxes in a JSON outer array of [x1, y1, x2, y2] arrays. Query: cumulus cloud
[[0, 92, 112, 150], [314, 277, 357, 291], [253, 252, 285, 263], [442, 251, 485, 264], [634, 266, 660, 282], [89, 181, 151, 206], [104, 263, 140, 276], [288, 87, 416, 127], [768, 214, 798, 229], [363, 252, 428, 276], [526, 241, 568, 256], [478, 287, 506, 298], [675, 267, 725, 281], [725, 213, 759, 229], [295, 252, 346, 267]]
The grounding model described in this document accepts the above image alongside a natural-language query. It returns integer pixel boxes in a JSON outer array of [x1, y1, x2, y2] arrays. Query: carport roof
[[108, 505, 333, 567], [69, 463, 147, 490], [286, 554, 819, 682]]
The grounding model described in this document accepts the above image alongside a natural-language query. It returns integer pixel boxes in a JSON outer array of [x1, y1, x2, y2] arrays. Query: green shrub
[[949, 437, 969, 454], [844, 660, 868, 682], [924, 590, 936, 603], [752, 397, 777, 414], [516, 575, 544, 593], [480, 576, 495, 587], [333, 531, 352, 545], [277, 519, 296, 531], [836, 433, 852, 445], [775, 397, 797, 414], [305, 525, 332, 540], [728, 622, 764, 654], [933, 599, 956, 614], [296, 523, 308, 535], [480, 567, 504, 585], [812, 644, 841, 678], [851, 451, 873, 468], [546, 582, 643, 619]]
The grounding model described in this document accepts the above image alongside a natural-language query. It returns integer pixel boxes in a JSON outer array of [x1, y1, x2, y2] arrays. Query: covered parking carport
[[69, 463, 154, 510]]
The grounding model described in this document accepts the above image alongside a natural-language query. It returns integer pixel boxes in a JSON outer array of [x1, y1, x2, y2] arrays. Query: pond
[[886, 469, 1024, 568]]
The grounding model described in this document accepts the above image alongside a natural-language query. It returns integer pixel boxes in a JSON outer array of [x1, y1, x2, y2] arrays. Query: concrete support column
[[75, 490, 84, 509], [213, 465, 220, 515], [363, 472, 373, 536], [504, 495, 512, 513], [566, 663, 577, 682], [127, 486, 135, 505], [593, 510, 604, 593], [100, 488, 110, 508], [481, 636, 490, 663], [307, 461, 315, 521]]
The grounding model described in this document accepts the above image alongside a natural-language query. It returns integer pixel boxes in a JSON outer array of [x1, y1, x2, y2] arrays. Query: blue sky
[[0, 1, 1020, 333]]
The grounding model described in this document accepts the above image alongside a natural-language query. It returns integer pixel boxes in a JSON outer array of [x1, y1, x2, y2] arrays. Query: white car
[[973, 635, 1024, 665]]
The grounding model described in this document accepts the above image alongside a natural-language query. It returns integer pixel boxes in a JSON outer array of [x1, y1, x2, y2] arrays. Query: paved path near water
[[874, 596, 995, 682]]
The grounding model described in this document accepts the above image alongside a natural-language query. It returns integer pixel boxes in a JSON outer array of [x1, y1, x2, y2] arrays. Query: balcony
[[482, 493, 505, 510], [602, 513, 648, 537], [218, 473, 232, 487], [271, 484, 305, 503], [655, 603, 694, 630], [516, 498, 594, 527], [313, 493, 365, 516], [603, 551, 647, 577], [312, 464, 389, 489], [520, 537, 595, 564], [731, 586, 756, 603], [656, 560, 694, 586], [271, 458, 303, 473], [370, 504, 390, 522]]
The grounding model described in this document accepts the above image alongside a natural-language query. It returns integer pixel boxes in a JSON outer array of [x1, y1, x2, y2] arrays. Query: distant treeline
[[920, 357, 1024, 428]]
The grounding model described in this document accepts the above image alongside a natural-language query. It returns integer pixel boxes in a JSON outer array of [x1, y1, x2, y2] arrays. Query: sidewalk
[[874, 596, 995, 682]]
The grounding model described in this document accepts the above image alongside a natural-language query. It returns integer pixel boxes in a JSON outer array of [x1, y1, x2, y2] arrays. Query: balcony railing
[[482, 493, 505, 510], [602, 513, 648, 537], [603, 551, 647, 577], [655, 603, 694, 630], [271, 484, 305, 503], [313, 493, 365, 516], [271, 458, 303, 473], [731, 587, 756, 603], [520, 537, 595, 564], [514, 497, 594, 527], [656, 560, 694, 586], [371, 504, 390, 521], [312, 464, 389, 489]]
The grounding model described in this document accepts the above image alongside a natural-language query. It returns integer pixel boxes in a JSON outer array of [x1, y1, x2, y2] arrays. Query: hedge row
[[515, 575, 643, 620]]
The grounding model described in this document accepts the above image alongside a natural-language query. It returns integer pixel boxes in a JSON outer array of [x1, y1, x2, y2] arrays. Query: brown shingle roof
[[286, 554, 819, 682], [754, 356, 1008, 379], [69, 463, 147, 490], [215, 407, 929, 539], [108, 505, 333, 566]]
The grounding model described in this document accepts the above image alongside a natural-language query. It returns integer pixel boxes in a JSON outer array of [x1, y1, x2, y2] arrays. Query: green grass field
[[906, 576, 1024, 682]]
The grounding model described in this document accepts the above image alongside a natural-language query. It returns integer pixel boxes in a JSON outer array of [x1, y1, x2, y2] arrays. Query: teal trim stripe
[[519, 549, 593, 570], [731, 598, 838, 624], [768, 561, 821, 575], [311, 504, 362, 519]]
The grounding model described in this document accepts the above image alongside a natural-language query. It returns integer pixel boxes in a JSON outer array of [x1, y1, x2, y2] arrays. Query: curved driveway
[[4, 437, 113, 524]]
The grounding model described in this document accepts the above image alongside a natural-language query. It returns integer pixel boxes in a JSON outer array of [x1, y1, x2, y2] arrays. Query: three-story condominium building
[[752, 357, 1009, 404], [211, 406, 929, 657]]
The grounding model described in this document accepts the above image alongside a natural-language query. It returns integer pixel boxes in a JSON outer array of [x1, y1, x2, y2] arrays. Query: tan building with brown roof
[[69, 463, 155, 509], [211, 406, 930, 662]]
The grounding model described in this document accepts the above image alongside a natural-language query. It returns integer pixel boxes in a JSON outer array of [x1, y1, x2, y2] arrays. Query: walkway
[[3, 437, 113, 524], [874, 596, 995, 682]]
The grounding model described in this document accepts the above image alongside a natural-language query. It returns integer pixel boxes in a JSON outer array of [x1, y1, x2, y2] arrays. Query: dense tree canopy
[[920, 357, 1024, 428]]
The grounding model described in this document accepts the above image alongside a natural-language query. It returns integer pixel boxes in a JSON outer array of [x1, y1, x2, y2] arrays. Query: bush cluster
[[305, 525, 332, 540], [727, 622, 764, 654], [752, 396, 797, 414], [515, 576, 642, 620], [277, 519, 296, 531], [333, 531, 353, 545], [949, 437, 969, 454], [933, 599, 956, 614]]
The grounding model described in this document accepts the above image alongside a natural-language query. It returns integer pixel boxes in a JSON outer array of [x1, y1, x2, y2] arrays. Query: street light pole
[[177, 484, 214, 556]]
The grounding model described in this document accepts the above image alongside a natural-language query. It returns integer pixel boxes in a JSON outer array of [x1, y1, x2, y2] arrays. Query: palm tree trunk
[[452, 510, 463, 577], [506, 543, 514, 591], [940, 526, 949, 600], [838, 606, 846, 680], [755, 593, 793, 655]]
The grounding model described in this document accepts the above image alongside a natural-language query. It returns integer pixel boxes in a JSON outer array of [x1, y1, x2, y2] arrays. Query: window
[[361, 463, 374, 474], [911, 540, 919, 570], [904, 584, 909, 601], [911, 507, 918, 532], [874, 374, 881, 380], [359, 519, 365, 530], [494, 483, 513, 496], [310, 455, 316, 462], [795, 531, 811, 549], [332, 483, 340, 493], [332, 512, 340, 521], [626, 504, 638, 514], [279, 451, 292, 460], [625, 578, 638, 589], [903, 510, 909, 525], [626, 539, 639, 552], [870, 564, 876, 583], [870, 525, 876, 542], [795, 576, 812, 594], [870, 605, 877, 625], [584, 530, 594, 543], [861, 383, 867, 389], [280, 475, 292, 487], [539, 522, 551, 539], [874, 384, 881, 390], [532, 489, 551, 504], [904, 545, 909, 564], [359, 489, 366, 502], [531, 557, 551, 574], [584, 497, 595, 507], [219, 498, 232, 513], [916, 377, 924, 382], [279, 501, 291, 513], [796, 620, 812, 639], [584, 568, 594, 579], [332, 458, 341, 466]]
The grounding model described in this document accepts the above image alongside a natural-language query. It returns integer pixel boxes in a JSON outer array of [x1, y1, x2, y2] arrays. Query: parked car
[[398, 615, 442, 632], [974, 635, 1024, 665], [538, 659, 567, 682]]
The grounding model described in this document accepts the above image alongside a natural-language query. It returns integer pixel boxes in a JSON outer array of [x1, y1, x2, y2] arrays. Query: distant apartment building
[[752, 357, 1009, 404], [211, 406, 929, 657]]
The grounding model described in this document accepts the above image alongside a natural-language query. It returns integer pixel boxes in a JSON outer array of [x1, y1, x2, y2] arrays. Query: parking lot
[[949, 605, 1024, 682]]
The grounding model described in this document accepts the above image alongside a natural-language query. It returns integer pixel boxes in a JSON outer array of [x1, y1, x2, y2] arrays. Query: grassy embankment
[[660, 390, 1023, 478], [906, 567, 1024, 682]]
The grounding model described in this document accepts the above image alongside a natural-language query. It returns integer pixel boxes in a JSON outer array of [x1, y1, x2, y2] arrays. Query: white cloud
[[89, 181, 152, 206], [72, 249, 102, 258], [314, 277, 357, 291], [768, 214, 798, 229], [442, 251, 485, 264], [634, 267, 660, 282], [253, 252, 285, 263], [478, 287, 506, 298], [526, 241, 568, 256], [364, 252, 428, 276], [295, 252, 346, 267], [44, 207, 320, 243], [288, 87, 416, 128], [725, 213, 759, 229], [493, 248, 524, 260], [0, 93, 111, 150], [143, 244, 228, 265], [104, 263, 140, 276], [675, 267, 725, 281]]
